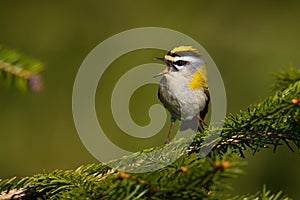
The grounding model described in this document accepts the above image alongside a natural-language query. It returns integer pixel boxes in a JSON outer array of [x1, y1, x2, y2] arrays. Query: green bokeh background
[[1, 1, 300, 198]]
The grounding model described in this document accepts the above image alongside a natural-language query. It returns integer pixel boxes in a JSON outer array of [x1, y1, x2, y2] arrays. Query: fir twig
[[0, 45, 44, 92], [0, 153, 244, 199], [272, 66, 300, 91], [216, 80, 300, 156], [0, 67, 299, 199], [225, 185, 291, 200]]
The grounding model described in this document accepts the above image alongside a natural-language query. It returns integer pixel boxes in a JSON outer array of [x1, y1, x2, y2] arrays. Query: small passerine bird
[[155, 46, 210, 144]]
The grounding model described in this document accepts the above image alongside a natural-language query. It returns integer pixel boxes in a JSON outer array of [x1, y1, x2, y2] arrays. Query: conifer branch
[[0, 153, 245, 199], [191, 69, 300, 157], [216, 80, 300, 157], [272, 66, 300, 91], [0, 67, 299, 199], [225, 185, 291, 200], [0, 45, 44, 92]]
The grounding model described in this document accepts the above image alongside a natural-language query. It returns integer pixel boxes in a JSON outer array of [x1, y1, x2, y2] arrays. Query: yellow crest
[[171, 46, 200, 55]]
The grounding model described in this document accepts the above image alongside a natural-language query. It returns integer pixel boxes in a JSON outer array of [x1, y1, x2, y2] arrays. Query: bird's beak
[[153, 57, 169, 78], [153, 67, 169, 78], [155, 57, 165, 61]]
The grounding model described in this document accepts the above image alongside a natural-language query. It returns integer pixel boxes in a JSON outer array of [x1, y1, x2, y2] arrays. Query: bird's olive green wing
[[158, 84, 181, 120]]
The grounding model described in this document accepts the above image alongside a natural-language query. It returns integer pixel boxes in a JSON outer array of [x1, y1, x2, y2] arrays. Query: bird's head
[[155, 46, 203, 76], [154, 46, 207, 89]]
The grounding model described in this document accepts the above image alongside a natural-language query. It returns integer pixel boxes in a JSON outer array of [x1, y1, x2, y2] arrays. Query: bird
[[154, 46, 210, 144]]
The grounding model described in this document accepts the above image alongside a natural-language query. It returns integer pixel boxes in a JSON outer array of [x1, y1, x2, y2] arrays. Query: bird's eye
[[173, 60, 187, 66]]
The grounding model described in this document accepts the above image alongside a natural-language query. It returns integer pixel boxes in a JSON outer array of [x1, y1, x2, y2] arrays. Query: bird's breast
[[159, 74, 207, 121]]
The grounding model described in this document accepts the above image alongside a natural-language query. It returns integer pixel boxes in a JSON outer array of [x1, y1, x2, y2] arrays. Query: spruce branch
[[0, 45, 44, 92], [0, 153, 245, 199], [272, 66, 300, 91], [192, 79, 300, 157], [0, 67, 298, 199], [225, 185, 291, 200], [217, 80, 300, 156]]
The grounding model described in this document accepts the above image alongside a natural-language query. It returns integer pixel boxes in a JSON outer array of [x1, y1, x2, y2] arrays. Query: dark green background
[[0, 1, 300, 198]]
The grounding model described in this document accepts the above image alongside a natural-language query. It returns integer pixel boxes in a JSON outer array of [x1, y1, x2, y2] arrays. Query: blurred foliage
[[0, 45, 44, 92], [229, 185, 291, 200], [272, 66, 300, 91]]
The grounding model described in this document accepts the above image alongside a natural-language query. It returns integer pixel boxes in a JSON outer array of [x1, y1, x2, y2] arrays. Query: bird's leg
[[166, 117, 176, 144], [197, 114, 208, 127]]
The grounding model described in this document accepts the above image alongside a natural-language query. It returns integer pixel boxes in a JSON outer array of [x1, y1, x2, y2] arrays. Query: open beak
[[153, 57, 169, 78], [153, 67, 169, 78]]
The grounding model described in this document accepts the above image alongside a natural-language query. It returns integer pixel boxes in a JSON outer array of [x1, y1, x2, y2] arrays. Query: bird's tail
[[179, 117, 199, 132]]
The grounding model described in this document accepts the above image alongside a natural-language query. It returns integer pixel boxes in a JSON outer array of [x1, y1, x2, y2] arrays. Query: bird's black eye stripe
[[173, 60, 187, 66]]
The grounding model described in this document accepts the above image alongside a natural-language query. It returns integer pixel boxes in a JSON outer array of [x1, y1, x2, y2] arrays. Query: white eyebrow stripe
[[172, 56, 200, 63]]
